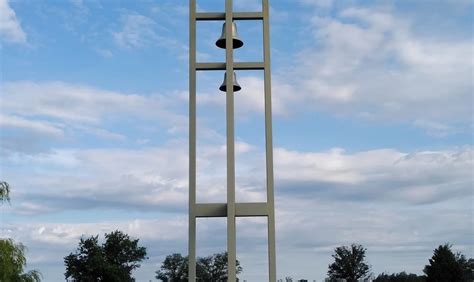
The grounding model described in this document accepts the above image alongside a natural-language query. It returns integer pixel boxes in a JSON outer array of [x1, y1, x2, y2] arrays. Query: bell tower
[[188, 0, 276, 280]]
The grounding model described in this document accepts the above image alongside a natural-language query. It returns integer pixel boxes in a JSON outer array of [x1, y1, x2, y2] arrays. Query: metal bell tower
[[188, 0, 276, 280]]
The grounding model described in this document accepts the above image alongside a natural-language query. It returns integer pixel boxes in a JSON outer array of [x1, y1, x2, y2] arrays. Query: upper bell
[[219, 71, 241, 92], [215, 21, 244, 49]]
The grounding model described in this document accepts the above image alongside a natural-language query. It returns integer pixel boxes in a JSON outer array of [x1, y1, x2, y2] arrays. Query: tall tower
[[188, 0, 276, 280]]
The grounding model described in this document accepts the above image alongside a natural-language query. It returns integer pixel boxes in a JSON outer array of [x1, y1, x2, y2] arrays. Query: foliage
[[155, 252, 242, 282], [327, 244, 370, 282], [196, 251, 242, 281], [155, 253, 188, 282], [423, 243, 472, 282], [374, 272, 426, 282], [64, 230, 147, 282], [0, 181, 11, 203], [0, 238, 42, 282]]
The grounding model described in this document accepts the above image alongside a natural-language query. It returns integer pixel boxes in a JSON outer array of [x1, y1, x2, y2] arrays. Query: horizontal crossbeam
[[196, 62, 264, 71], [196, 12, 263, 21], [195, 202, 268, 217]]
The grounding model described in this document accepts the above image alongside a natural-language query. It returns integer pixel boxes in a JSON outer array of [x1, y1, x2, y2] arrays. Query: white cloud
[[0, 114, 64, 138], [413, 119, 459, 137], [291, 7, 473, 125], [113, 12, 158, 49], [0, 0, 27, 44], [2, 141, 471, 216], [299, 0, 333, 8], [0, 81, 187, 153], [2, 143, 472, 279], [275, 146, 473, 204], [3, 146, 472, 279]]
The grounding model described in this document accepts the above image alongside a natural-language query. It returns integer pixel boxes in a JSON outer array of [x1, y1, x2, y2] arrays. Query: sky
[[0, 0, 472, 281]]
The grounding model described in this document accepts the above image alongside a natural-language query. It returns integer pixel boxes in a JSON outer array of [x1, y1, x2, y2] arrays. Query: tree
[[374, 272, 426, 282], [1, 181, 11, 203], [196, 252, 242, 281], [1, 182, 42, 281], [0, 238, 42, 282], [64, 230, 147, 282], [327, 244, 370, 282], [156, 252, 242, 281], [155, 253, 188, 282], [423, 243, 472, 282]]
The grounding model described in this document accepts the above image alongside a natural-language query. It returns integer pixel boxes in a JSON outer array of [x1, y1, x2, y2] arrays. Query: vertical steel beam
[[225, 0, 237, 281], [188, 0, 197, 281], [262, 0, 276, 281]]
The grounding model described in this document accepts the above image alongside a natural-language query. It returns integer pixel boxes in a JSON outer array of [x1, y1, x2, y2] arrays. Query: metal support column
[[224, 0, 237, 281], [188, 0, 197, 281], [262, 0, 276, 280]]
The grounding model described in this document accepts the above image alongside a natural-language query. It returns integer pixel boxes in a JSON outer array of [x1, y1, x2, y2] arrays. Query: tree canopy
[[0, 181, 11, 203], [64, 230, 147, 282], [327, 244, 370, 282], [0, 238, 42, 282], [374, 271, 425, 282], [155, 252, 242, 282], [423, 243, 472, 282]]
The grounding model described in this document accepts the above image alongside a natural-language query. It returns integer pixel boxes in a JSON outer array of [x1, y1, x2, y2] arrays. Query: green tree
[[155, 253, 188, 282], [155, 252, 242, 281], [1, 182, 42, 281], [374, 272, 426, 282], [327, 244, 370, 282], [423, 243, 472, 282], [0, 238, 42, 282], [1, 181, 10, 203], [196, 252, 242, 281], [64, 230, 147, 282]]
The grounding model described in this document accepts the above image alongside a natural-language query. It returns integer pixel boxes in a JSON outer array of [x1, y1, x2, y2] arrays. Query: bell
[[215, 21, 244, 49], [219, 71, 241, 92]]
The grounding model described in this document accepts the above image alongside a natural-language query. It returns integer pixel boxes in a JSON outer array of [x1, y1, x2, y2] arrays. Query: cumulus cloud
[[3, 143, 472, 279], [292, 6, 473, 126], [2, 140, 471, 216], [0, 81, 186, 153], [275, 146, 473, 205], [0, 0, 27, 44]]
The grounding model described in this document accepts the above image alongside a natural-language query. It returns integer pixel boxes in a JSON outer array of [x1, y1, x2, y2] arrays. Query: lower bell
[[219, 72, 241, 92]]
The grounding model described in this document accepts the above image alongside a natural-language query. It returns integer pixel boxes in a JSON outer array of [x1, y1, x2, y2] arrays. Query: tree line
[[2, 182, 473, 281], [324, 243, 473, 282]]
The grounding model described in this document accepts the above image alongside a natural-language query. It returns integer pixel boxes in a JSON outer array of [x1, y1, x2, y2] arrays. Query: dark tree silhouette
[[155, 252, 242, 282], [327, 244, 370, 282], [424, 243, 472, 282], [64, 230, 147, 282], [374, 271, 425, 282]]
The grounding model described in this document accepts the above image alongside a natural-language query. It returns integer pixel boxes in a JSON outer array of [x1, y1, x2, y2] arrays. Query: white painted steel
[[189, 0, 276, 280]]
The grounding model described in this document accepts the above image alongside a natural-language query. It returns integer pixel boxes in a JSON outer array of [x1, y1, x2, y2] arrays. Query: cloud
[[275, 146, 473, 205], [2, 138, 471, 279], [2, 141, 471, 217], [299, 0, 334, 8], [0, 81, 187, 153], [0, 0, 27, 44], [0, 114, 64, 138], [291, 7, 473, 126], [113, 12, 159, 49]]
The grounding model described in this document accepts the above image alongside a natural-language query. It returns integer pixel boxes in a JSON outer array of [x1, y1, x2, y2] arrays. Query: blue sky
[[0, 0, 472, 281]]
